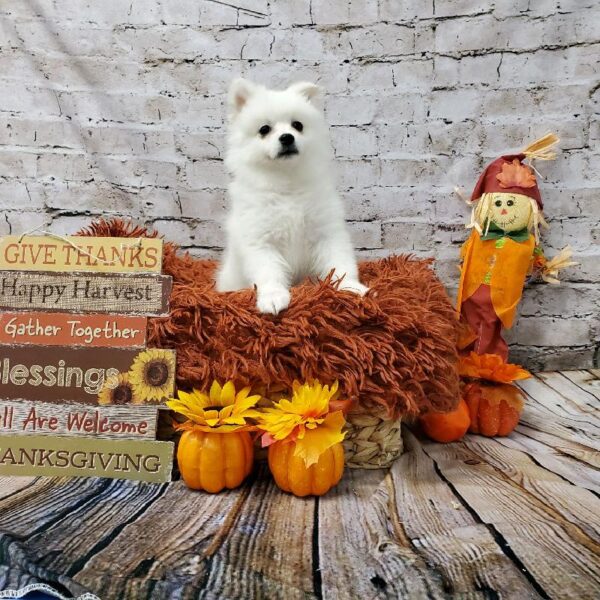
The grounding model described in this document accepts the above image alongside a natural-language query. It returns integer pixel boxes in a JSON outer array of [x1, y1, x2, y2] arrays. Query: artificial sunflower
[[128, 349, 176, 402], [97, 372, 137, 405], [257, 380, 347, 467], [166, 380, 261, 433], [459, 352, 531, 384]]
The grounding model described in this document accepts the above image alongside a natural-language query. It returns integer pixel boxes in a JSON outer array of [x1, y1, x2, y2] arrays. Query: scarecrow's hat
[[470, 133, 560, 210]]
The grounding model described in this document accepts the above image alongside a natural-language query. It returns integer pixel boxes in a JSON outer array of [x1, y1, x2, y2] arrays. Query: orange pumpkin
[[420, 398, 471, 443], [463, 382, 523, 437], [177, 429, 254, 493], [268, 440, 344, 497]]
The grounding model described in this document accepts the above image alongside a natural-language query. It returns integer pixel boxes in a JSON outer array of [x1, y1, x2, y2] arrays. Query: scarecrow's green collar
[[481, 222, 530, 242]]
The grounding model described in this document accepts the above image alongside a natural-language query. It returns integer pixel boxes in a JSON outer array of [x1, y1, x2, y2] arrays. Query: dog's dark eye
[[258, 125, 271, 136], [291, 121, 303, 132], [507, 199, 514, 206], [494, 200, 502, 207]]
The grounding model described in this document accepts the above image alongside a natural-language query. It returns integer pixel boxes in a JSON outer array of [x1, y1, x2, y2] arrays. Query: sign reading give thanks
[[0, 235, 163, 273]]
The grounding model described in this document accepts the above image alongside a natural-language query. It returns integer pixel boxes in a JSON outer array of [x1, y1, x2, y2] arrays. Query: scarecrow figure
[[456, 133, 574, 361], [419, 134, 576, 442]]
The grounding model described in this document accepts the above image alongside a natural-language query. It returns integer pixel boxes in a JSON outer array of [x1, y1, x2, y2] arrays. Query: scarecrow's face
[[488, 192, 532, 232]]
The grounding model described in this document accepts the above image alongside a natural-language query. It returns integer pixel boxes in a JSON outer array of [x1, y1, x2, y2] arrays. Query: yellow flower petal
[[190, 389, 212, 408], [293, 411, 346, 467], [209, 380, 222, 405], [221, 380, 236, 406], [168, 380, 262, 432]]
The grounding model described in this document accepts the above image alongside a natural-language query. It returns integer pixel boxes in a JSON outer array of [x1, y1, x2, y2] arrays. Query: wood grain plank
[[518, 376, 600, 436], [0, 475, 36, 501], [198, 464, 315, 599], [319, 467, 448, 599], [17, 479, 165, 577], [73, 476, 254, 599], [515, 423, 600, 469], [462, 437, 600, 541], [0, 476, 110, 536], [389, 429, 541, 599], [561, 370, 600, 401], [536, 372, 600, 414], [524, 374, 600, 428], [516, 397, 599, 458], [495, 432, 600, 494], [422, 439, 600, 599], [0, 478, 160, 599]]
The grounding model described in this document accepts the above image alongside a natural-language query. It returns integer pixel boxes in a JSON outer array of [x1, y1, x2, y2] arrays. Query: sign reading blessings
[[0, 346, 176, 404]]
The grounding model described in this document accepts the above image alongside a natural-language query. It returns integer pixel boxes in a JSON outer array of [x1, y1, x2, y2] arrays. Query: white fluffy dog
[[216, 78, 368, 314]]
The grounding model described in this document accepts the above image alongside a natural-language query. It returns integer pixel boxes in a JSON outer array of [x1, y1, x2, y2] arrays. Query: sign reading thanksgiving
[[0, 235, 163, 273], [0, 434, 173, 482], [0, 346, 176, 405]]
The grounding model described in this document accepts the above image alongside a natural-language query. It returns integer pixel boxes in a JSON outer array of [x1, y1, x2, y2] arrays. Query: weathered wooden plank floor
[[0, 370, 598, 599]]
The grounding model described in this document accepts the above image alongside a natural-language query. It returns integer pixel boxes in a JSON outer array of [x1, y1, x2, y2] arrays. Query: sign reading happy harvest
[[0, 271, 172, 315]]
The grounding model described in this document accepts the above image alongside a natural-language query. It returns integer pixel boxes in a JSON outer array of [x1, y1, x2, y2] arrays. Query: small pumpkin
[[166, 381, 261, 493], [178, 429, 254, 493], [268, 440, 344, 497], [420, 398, 470, 443], [463, 382, 523, 437]]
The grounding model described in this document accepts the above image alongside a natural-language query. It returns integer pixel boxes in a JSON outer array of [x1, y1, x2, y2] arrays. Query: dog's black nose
[[279, 133, 295, 147]]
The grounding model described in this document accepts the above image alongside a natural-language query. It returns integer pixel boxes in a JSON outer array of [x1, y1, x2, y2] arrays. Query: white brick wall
[[0, 1, 598, 369]]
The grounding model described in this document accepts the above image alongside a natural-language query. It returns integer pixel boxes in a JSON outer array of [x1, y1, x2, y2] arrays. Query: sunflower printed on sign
[[98, 372, 137, 405], [128, 348, 176, 402]]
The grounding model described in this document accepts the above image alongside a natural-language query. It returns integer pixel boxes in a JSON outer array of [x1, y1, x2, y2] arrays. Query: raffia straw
[[522, 133, 560, 162], [15, 224, 144, 266], [542, 245, 578, 283]]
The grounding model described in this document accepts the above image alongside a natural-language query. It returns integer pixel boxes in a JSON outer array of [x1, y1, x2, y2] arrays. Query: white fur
[[216, 78, 368, 314]]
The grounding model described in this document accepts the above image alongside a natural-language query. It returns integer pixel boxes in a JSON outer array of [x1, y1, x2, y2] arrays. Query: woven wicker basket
[[343, 411, 404, 469]]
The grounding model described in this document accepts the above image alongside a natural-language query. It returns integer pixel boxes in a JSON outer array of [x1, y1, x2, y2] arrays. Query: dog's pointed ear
[[288, 81, 322, 104], [229, 78, 257, 115]]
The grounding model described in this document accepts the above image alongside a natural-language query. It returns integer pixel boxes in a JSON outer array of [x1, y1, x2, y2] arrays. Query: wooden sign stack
[[0, 234, 176, 483]]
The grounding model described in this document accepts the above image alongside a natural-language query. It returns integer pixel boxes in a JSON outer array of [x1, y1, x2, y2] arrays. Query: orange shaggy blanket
[[80, 219, 459, 418]]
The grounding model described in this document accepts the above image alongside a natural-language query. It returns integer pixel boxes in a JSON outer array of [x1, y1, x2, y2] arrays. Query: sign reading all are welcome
[[0, 235, 163, 273]]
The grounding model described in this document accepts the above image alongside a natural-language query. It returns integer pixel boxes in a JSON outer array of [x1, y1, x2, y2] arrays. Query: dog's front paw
[[339, 280, 369, 296], [257, 286, 291, 315]]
